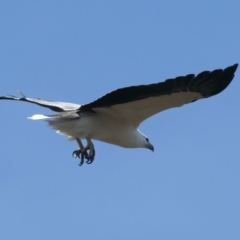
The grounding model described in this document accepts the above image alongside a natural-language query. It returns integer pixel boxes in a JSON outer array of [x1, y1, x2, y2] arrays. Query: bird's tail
[[29, 112, 81, 141]]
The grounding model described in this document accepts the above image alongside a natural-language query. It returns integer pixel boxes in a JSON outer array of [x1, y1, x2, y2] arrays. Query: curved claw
[[72, 149, 87, 166], [86, 159, 93, 164], [78, 158, 84, 166], [72, 149, 81, 158], [72, 144, 96, 166], [86, 149, 95, 164], [81, 150, 90, 160]]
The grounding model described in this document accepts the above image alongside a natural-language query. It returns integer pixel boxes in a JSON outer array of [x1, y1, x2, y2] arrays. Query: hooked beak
[[146, 142, 154, 152]]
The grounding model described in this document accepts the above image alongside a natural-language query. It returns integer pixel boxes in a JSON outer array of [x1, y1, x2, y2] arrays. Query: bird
[[0, 64, 238, 166]]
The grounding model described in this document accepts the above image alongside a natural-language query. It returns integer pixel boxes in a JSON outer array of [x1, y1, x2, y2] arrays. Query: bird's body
[[0, 64, 238, 166], [37, 107, 149, 148]]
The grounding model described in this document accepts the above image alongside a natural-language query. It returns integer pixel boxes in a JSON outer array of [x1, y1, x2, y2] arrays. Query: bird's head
[[135, 130, 154, 151], [117, 129, 154, 151], [145, 137, 154, 151]]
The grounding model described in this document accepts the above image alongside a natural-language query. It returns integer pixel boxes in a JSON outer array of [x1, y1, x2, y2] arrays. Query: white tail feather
[[28, 114, 51, 120]]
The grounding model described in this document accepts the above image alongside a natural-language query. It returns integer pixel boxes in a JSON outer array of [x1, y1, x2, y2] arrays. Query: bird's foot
[[72, 147, 95, 166], [72, 148, 89, 166], [85, 147, 95, 164]]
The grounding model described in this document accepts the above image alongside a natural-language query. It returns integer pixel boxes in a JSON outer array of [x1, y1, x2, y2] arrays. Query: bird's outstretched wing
[[80, 64, 238, 126], [1, 64, 238, 126], [0, 94, 81, 112]]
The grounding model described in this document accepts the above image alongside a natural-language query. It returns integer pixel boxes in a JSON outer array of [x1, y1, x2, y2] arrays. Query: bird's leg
[[85, 138, 95, 164], [72, 138, 89, 166], [72, 138, 95, 166]]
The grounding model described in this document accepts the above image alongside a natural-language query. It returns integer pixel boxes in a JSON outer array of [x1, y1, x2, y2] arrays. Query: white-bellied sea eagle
[[0, 64, 238, 166]]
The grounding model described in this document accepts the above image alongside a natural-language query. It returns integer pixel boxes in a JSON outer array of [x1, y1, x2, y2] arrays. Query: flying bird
[[0, 64, 238, 166]]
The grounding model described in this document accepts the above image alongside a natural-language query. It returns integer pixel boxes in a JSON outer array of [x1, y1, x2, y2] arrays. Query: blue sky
[[0, 1, 239, 239]]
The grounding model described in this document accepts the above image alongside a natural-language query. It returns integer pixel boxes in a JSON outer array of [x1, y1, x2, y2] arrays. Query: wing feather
[[80, 64, 238, 126], [0, 95, 81, 112], [0, 64, 238, 126]]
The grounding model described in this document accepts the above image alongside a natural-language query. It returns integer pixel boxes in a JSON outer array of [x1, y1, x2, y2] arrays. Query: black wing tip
[[0, 94, 64, 112], [230, 63, 238, 71], [0, 92, 25, 100], [0, 95, 21, 100], [200, 63, 238, 98], [224, 63, 238, 76]]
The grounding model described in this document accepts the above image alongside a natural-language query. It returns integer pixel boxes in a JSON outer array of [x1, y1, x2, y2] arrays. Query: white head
[[138, 130, 154, 151], [127, 129, 154, 151]]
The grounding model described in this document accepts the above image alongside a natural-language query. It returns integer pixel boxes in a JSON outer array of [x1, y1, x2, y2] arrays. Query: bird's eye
[[146, 138, 149, 142]]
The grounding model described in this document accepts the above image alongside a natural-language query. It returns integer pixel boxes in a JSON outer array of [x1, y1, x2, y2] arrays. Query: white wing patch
[[100, 91, 203, 126]]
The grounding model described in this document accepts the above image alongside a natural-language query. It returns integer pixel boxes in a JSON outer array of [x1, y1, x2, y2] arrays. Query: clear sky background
[[0, 1, 239, 239]]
